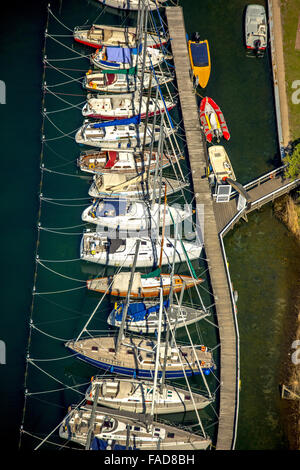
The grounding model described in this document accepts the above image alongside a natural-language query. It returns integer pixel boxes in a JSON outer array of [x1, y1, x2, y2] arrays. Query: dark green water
[[0, 0, 298, 451]]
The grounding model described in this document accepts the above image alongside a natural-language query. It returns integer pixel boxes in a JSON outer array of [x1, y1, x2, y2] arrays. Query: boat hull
[[199, 96, 230, 142], [70, 350, 214, 379]]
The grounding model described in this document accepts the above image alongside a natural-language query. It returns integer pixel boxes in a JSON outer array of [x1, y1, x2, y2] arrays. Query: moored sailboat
[[85, 376, 212, 414], [73, 24, 168, 49], [77, 149, 178, 175], [107, 299, 208, 333], [66, 335, 215, 379], [82, 93, 175, 120], [87, 173, 187, 199], [83, 69, 173, 93], [86, 271, 204, 298], [59, 403, 211, 449], [81, 198, 189, 231], [80, 233, 202, 268]]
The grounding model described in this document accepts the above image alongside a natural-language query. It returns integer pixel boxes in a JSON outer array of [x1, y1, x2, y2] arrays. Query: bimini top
[[114, 299, 170, 322], [91, 198, 127, 218], [190, 42, 209, 67]]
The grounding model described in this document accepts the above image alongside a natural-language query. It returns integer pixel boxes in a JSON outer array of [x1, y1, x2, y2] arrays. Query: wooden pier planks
[[166, 7, 238, 450]]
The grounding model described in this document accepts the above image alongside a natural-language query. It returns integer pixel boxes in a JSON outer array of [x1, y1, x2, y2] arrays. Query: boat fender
[[201, 346, 206, 352], [204, 369, 211, 375]]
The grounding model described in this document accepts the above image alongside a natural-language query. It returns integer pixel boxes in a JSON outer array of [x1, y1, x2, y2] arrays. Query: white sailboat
[[90, 45, 170, 71], [80, 233, 202, 267], [87, 173, 188, 199], [81, 198, 189, 231], [75, 120, 175, 150], [85, 376, 212, 414], [82, 92, 175, 120], [73, 24, 168, 49], [59, 403, 211, 450], [82, 69, 173, 93]]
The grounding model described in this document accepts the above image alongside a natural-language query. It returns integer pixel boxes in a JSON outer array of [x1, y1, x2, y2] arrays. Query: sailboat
[[95, 0, 168, 11], [82, 93, 175, 120], [83, 69, 174, 93], [86, 271, 204, 298], [80, 233, 202, 268], [75, 118, 175, 150], [77, 149, 179, 176], [85, 376, 212, 414], [66, 335, 215, 379], [59, 403, 211, 450], [107, 299, 208, 333], [87, 173, 187, 199], [91, 45, 170, 71], [73, 24, 168, 49], [81, 198, 189, 231]]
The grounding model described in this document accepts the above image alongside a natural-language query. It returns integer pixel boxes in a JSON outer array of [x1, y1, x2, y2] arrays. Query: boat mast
[[115, 239, 141, 352], [159, 220, 179, 393], [150, 288, 163, 417]]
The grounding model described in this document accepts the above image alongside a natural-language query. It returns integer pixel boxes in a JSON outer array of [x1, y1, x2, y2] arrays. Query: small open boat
[[245, 4, 267, 52], [81, 198, 189, 231], [88, 173, 187, 199], [108, 299, 208, 333], [77, 149, 178, 176], [199, 97, 230, 143], [86, 271, 203, 298], [73, 24, 168, 49], [82, 92, 175, 120], [91, 45, 169, 71], [82, 69, 173, 94], [188, 34, 211, 88], [59, 403, 211, 449], [85, 376, 212, 414], [80, 233, 202, 268], [66, 335, 215, 379], [208, 145, 236, 184]]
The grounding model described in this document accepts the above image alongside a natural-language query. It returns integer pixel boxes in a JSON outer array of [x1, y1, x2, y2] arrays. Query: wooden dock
[[166, 6, 238, 450]]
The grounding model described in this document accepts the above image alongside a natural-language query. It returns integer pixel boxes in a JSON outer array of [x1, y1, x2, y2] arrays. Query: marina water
[[0, 0, 298, 450]]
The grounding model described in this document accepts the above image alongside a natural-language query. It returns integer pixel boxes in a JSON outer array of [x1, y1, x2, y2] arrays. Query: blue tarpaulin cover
[[92, 114, 141, 128], [90, 437, 137, 450], [106, 47, 132, 64], [114, 299, 170, 322], [190, 42, 209, 67]]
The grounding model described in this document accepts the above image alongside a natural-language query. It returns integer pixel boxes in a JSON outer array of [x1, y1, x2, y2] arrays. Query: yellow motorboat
[[188, 34, 211, 88]]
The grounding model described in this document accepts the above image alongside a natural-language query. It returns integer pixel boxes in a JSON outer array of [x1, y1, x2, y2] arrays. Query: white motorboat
[[82, 92, 175, 120], [245, 4, 267, 52], [80, 233, 202, 267], [81, 198, 190, 231], [208, 145, 236, 184]]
